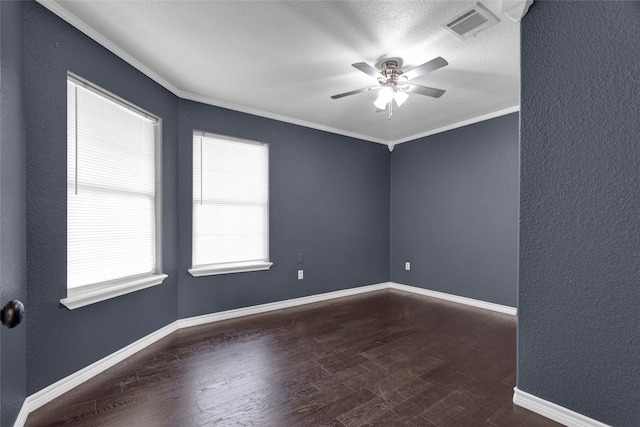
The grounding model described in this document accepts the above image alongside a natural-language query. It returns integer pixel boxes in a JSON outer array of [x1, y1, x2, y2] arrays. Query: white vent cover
[[443, 2, 500, 41]]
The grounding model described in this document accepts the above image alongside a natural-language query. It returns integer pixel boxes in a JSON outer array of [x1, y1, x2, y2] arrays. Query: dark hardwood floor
[[25, 289, 561, 426]]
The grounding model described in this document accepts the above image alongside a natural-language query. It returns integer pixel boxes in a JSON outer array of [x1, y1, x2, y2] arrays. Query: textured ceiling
[[40, 0, 520, 146]]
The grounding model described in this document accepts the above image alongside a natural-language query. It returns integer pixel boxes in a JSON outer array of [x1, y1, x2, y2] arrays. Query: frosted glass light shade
[[394, 90, 409, 107], [374, 86, 394, 109]]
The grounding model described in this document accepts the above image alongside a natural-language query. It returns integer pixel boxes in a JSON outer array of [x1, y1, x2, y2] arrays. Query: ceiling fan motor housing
[[379, 61, 408, 91], [381, 61, 404, 81]]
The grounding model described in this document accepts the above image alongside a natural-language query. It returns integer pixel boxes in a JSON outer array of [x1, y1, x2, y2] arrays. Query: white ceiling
[[40, 0, 520, 146]]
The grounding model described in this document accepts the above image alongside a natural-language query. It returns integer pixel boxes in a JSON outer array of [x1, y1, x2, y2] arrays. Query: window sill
[[188, 261, 273, 277], [60, 273, 168, 310]]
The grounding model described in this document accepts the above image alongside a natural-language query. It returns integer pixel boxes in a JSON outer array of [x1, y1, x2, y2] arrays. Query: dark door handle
[[1, 300, 24, 328]]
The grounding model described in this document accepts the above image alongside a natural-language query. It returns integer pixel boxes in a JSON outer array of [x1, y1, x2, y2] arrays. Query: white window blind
[[67, 75, 161, 292], [191, 132, 271, 276]]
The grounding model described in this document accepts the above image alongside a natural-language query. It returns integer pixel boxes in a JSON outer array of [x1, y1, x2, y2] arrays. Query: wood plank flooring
[[25, 289, 562, 426]]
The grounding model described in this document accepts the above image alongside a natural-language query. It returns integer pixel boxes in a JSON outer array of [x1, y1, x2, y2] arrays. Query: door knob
[[1, 300, 24, 328]]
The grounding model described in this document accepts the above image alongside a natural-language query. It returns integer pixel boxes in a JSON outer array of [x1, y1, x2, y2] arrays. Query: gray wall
[[177, 101, 390, 318], [0, 1, 28, 425], [16, 2, 640, 426], [23, 1, 179, 394], [21, 0, 390, 400], [391, 113, 519, 307], [519, 2, 640, 425]]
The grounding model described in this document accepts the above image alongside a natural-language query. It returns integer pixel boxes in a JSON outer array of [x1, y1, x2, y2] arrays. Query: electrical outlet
[[298, 253, 304, 263], [405, 262, 411, 271], [298, 270, 304, 280]]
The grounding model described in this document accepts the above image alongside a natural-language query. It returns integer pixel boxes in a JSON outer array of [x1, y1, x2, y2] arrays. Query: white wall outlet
[[298, 269, 304, 280], [405, 262, 411, 271]]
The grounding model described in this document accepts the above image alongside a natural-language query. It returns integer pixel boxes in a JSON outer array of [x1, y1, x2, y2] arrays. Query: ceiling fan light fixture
[[374, 85, 394, 110], [394, 90, 409, 107], [331, 56, 447, 120], [373, 97, 388, 111]]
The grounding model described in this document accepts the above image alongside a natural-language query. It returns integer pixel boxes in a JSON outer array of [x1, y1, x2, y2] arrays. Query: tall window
[[189, 132, 271, 277], [63, 74, 166, 309]]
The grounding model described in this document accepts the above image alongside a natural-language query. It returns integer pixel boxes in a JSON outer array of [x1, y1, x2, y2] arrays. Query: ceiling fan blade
[[352, 62, 383, 79], [404, 84, 446, 98], [330, 87, 378, 99], [402, 57, 448, 81]]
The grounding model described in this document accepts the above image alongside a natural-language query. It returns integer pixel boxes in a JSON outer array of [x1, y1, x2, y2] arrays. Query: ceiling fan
[[331, 57, 448, 119]]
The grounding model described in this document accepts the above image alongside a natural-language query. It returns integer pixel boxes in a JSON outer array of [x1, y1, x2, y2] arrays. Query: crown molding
[[36, 0, 519, 147], [177, 89, 389, 145], [36, 0, 388, 145], [37, 0, 181, 97], [392, 105, 520, 145]]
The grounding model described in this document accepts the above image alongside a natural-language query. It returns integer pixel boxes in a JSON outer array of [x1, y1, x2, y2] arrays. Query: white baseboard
[[12, 405, 29, 427], [13, 282, 390, 427], [513, 387, 610, 427], [15, 281, 514, 426], [390, 282, 517, 315], [15, 322, 179, 426], [177, 282, 516, 331], [177, 282, 390, 329]]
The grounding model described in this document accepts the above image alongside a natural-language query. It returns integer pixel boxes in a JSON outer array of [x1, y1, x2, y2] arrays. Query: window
[[189, 132, 271, 277], [62, 73, 166, 309]]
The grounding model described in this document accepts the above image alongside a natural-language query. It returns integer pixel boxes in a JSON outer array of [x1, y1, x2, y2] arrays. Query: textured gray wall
[[177, 100, 391, 318], [519, 2, 640, 425], [23, 1, 180, 394], [22, 0, 390, 398], [390, 113, 519, 307], [0, 1, 28, 425]]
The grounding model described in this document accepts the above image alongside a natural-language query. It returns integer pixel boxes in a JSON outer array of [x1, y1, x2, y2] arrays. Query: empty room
[[0, 1, 637, 426]]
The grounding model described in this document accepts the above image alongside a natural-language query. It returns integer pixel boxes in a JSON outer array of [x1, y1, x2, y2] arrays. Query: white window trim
[[188, 261, 273, 277], [63, 72, 165, 309], [60, 273, 168, 310]]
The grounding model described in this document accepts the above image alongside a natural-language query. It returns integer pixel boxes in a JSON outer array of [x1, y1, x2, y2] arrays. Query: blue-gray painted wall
[[391, 113, 519, 307], [21, 0, 391, 398], [5, 1, 522, 424], [519, 2, 640, 425], [0, 1, 28, 425], [177, 100, 391, 318], [23, 1, 180, 394]]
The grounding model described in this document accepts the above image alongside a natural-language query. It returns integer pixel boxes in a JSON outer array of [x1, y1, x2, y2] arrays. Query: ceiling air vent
[[443, 2, 500, 41]]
